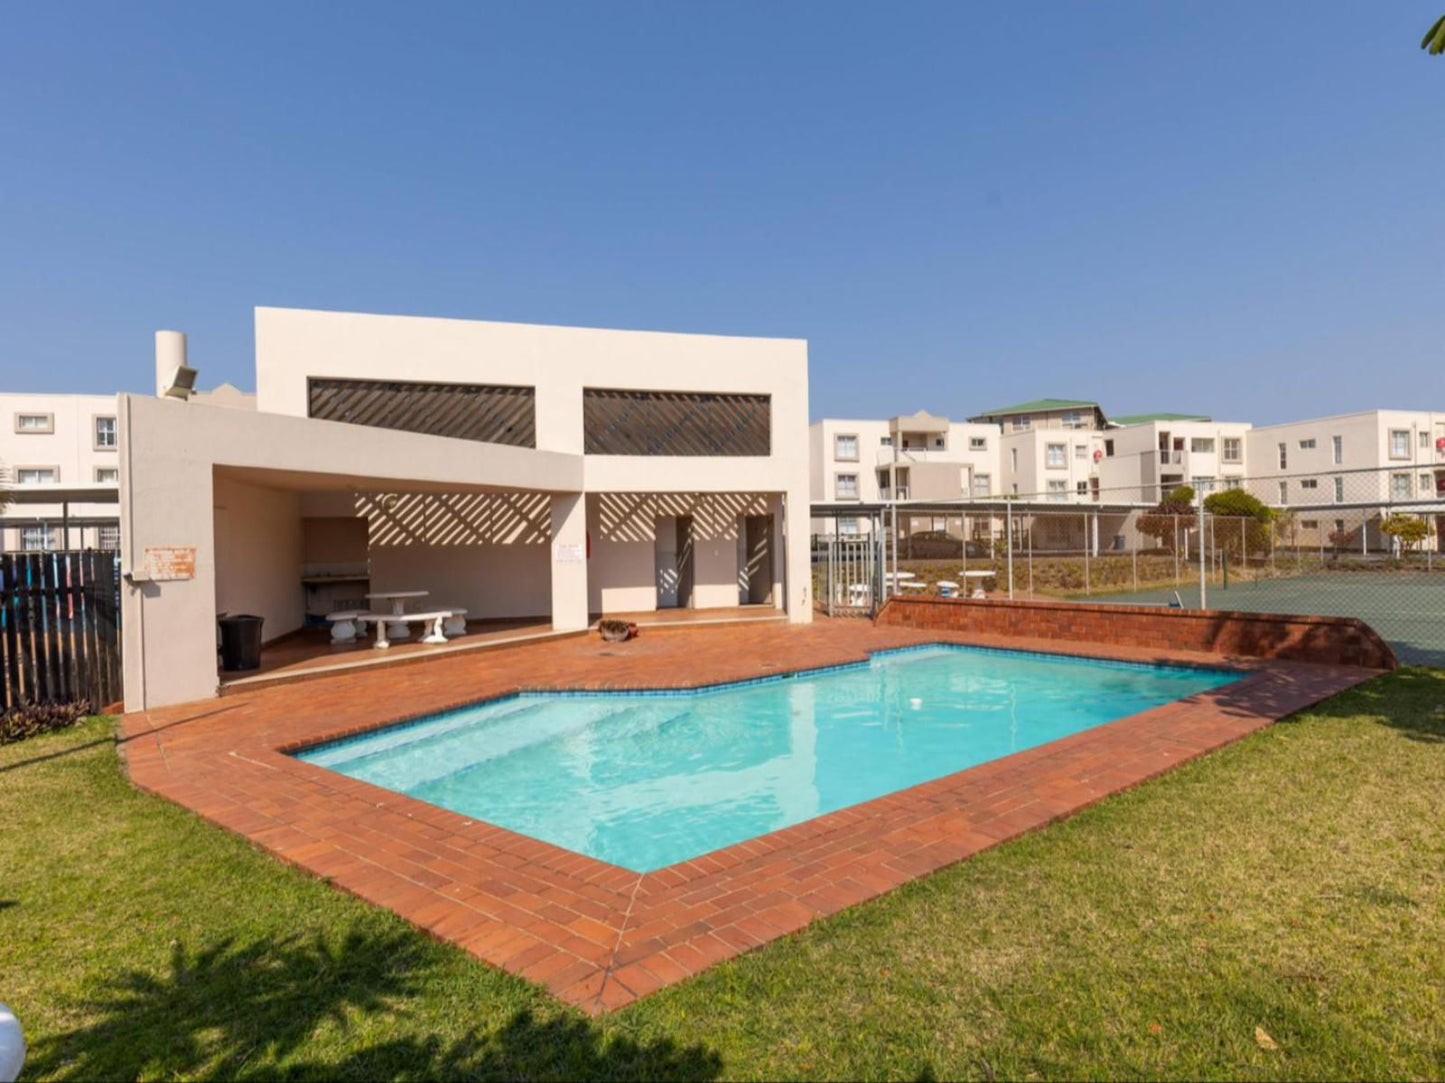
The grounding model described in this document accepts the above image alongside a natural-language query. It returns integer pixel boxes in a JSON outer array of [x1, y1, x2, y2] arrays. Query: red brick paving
[[119, 613, 1379, 1014]]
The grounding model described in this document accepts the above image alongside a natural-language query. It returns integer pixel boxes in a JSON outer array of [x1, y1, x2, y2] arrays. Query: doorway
[[742, 514, 774, 605], [654, 515, 694, 608]]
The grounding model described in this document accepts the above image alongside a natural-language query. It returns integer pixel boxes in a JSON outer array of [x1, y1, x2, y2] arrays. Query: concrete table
[[366, 591, 429, 641]]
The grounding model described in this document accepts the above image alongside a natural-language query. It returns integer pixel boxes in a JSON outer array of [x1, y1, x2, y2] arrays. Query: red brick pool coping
[[118, 618, 1379, 1014]]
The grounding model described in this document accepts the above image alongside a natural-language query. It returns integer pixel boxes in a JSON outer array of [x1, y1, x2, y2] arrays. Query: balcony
[[875, 446, 961, 466]]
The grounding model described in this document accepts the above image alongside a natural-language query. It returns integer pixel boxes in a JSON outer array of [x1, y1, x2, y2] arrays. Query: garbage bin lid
[[219, 614, 264, 623]]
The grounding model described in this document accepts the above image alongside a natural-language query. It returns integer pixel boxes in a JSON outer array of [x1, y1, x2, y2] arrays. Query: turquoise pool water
[[297, 646, 1238, 872]]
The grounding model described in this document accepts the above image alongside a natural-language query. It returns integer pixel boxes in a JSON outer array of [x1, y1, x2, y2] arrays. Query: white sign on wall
[[554, 542, 584, 565], [145, 546, 197, 581]]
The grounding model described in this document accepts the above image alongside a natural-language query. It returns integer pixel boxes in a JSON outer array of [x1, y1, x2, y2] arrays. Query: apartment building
[[809, 411, 997, 533], [1246, 410, 1445, 507], [967, 398, 1108, 433], [0, 386, 254, 553], [1096, 417, 1251, 502], [0, 393, 122, 552]]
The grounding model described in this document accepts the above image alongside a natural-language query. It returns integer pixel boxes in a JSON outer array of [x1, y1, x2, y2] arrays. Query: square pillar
[[550, 493, 588, 632]]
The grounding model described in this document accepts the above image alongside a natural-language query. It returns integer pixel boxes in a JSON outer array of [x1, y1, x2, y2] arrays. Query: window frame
[[1045, 442, 1067, 469], [14, 412, 54, 435], [15, 465, 59, 485], [1332, 435, 1343, 465], [93, 414, 118, 450], [969, 436, 987, 451], [1190, 437, 1216, 454], [1390, 472, 1412, 500], [833, 433, 859, 462], [834, 472, 860, 500], [1389, 429, 1410, 460], [1221, 436, 1241, 463], [94, 466, 119, 484]]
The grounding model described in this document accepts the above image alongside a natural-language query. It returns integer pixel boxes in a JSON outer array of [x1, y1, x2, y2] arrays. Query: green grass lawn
[[4, 669, 1444, 1080]]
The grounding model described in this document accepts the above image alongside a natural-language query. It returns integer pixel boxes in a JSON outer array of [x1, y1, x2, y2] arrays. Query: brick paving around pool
[[118, 616, 1379, 1014]]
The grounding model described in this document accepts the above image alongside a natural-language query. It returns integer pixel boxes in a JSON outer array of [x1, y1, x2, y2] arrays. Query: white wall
[[213, 474, 304, 642], [255, 306, 813, 623]]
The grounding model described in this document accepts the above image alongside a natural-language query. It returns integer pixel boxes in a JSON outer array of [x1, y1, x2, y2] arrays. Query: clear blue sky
[[0, 2, 1440, 424]]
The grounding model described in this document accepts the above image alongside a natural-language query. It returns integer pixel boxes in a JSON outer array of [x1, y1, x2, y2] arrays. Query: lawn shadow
[[24, 929, 720, 1081], [1299, 665, 1445, 745]]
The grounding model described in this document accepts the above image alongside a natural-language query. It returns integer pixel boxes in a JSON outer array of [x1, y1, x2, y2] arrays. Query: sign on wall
[[145, 546, 197, 581], [554, 542, 584, 565]]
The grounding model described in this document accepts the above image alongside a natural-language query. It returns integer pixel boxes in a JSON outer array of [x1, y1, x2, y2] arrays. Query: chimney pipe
[[155, 330, 189, 399]]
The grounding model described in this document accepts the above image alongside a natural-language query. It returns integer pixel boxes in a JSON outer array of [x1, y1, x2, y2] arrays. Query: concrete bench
[[365, 610, 456, 648], [325, 610, 370, 643], [441, 608, 468, 636]]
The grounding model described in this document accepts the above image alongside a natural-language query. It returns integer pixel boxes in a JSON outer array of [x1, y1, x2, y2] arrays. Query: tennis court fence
[[812, 464, 1444, 665]]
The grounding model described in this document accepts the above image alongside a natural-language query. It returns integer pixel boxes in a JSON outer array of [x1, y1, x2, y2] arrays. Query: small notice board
[[145, 546, 197, 581]]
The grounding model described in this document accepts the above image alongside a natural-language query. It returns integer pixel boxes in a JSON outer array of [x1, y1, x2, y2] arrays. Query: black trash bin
[[218, 614, 265, 672]]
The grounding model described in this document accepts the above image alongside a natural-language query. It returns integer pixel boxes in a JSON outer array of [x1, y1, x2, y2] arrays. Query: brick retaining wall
[[875, 596, 1397, 670]]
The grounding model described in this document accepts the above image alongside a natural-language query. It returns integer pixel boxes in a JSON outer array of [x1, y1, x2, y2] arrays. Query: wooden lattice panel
[[583, 389, 770, 456], [307, 378, 536, 448]]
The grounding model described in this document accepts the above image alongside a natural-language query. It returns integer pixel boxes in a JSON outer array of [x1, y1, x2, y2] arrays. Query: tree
[[1424, 14, 1445, 55], [1137, 485, 1195, 553], [1203, 487, 1276, 560], [1380, 513, 1432, 555]]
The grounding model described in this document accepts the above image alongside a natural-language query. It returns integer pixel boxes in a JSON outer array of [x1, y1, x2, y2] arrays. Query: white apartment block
[[0, 393, 123, 552], [1246, 410, 1445, 508], [0, 386, 254, 553], [1096, 418, 1251, 502], [810, 411, 998, 534]]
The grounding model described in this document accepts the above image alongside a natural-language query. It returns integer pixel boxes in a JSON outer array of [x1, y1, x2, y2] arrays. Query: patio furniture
[[441, 608, 468, 636], [962, 570, 994, 599], [326, 609, 369, 643], [366, 590, 430, 641], [936, 579, 959, 598], [367, 609, 455, 649], [898, 579, 929, 593]]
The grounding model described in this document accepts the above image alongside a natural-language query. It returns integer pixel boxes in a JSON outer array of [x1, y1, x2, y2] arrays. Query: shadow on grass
[[25, 931, 721, 1081], [1279, 666, 1445, 744]]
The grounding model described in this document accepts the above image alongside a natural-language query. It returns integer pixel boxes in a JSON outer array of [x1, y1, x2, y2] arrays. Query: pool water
[[298, 646, 1238, 872]]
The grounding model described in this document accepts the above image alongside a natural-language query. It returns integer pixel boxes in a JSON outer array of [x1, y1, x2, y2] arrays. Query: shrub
[[1203, 487, 1276, 559], [1138, 486, 1196, 554], [1380, 513, 1433, 554], [0, 700, 91, 745]]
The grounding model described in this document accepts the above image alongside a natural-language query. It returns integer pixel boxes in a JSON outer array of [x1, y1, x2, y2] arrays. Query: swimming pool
[[297, 645, 1239, 872]]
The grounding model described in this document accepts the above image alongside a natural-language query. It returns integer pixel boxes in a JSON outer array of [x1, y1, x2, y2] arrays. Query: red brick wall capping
[[875, 596, 1396, 671]]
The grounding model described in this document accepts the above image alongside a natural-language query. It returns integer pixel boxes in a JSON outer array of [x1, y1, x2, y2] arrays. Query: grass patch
[[3, 670, 1444, 1079]]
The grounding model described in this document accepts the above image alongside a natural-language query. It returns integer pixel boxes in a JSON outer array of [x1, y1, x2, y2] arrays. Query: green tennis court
[[1090, 570, 1445, 666]]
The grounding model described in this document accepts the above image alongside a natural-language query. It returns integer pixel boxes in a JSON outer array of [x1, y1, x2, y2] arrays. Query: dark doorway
[[743, 515, 774, 605]]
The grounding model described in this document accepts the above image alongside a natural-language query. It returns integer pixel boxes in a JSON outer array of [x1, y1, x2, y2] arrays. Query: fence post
[[1131, 510, 1138, 591], [1083, 510, 1090, 596], [1198, 494, 1208, 610], [1005, 499, 1014, 600]]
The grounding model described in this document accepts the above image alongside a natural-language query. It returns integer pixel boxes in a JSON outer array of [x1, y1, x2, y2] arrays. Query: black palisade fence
[[1, 551, 122, 713]]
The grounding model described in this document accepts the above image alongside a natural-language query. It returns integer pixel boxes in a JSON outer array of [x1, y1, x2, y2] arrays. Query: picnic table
[[961, 570, 995, 599], [366, 591, 429, 641]]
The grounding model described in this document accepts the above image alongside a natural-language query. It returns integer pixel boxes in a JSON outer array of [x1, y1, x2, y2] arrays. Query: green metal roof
[[970, 397, 1099, 417], [1109, 411, 1211, 426]]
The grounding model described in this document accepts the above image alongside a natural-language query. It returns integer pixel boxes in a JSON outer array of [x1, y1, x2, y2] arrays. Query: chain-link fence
[[812, 464, 1445, 665]]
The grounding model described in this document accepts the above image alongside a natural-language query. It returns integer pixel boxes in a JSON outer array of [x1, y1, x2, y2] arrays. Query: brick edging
[[875, 596, 1397, 670]]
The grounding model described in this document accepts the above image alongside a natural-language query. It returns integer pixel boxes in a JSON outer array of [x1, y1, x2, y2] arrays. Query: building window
[[1046, 480, 1068, 501], [1333, 476, 1344, 503], [1301, 519, 1319, 530], [1422, 473, 1434, 494], [1191, 437, 1215, 454], [94, 416, 117, 449], [880, 435, 892, 447], [1104, 439, 1115, 458], [1010, 483, 1019, 495], [837, 516, 859, 536], [969, 436, 987, 451], [1422, 432, 1432, 450], [1011, 417, 1030, 431], [1389, 430, 1410, 459], [98, 524, 121, 551], [1300, 478, 1318, 490], [94, 466, 119, 484], [1332, 435, 1343, 464], [1062, 410, 1082, 428], [1076, 480, 1089, 495], [1010, 448, 1019, 471], [16, 466, 57, 485], [834, 434, 858, 461], [14, 413, 53, 434], [1391, 473, 1411, 500], [972, 473, 990, 497], [835, 473, 859, 499], [1278, 481, 1288, 503], [1222, 437, 1241, 463], [1277, 443, 1287, 470], [580, 387, 770, 456], [1045, 443, 1067, 468], [20, 525, 57, 551], [1074, 444, 1087, 460], [1191, 476, 1215, 492], [1298, 438, 1316, 450]]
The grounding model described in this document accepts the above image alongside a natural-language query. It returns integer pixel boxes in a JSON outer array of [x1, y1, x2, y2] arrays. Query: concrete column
[[550, 493, 589, 631], [782, 487, 813, 623], [767, 493, 786, 611]]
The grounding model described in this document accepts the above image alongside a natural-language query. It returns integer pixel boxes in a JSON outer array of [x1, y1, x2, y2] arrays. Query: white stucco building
[[120, 307, 812, 710]]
